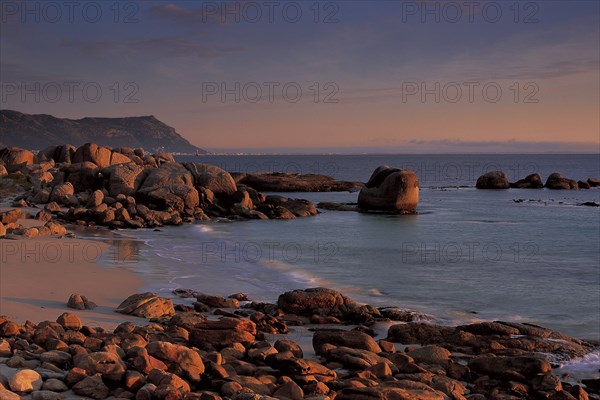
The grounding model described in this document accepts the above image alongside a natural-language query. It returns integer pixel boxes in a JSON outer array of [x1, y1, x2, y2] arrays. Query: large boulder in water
[[476, 171, 509, 189], [510, 173, 543, 189], [357, 166, 419, 212], [588, 177, 600, 187], [545, 173, 579, 189], [0, 147, 34, 172]]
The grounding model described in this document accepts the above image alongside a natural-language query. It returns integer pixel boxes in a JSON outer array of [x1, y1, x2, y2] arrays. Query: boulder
[[72, 143, 112, 168], [0, 147, 34, 172], [49, 182, 75, 203], [74, 352, 127, 381], [468, 354, 551, 379], [139, 185, 199, 212], [545, 173, 579, 190], [8, 369, 42, 393], [407, 345, 451, 366], [588, 177, 600, 187], [139, 162, 193, 190], [86, 190, 104, 208], [56, 313, 82, 330], [476, 171, 510, 189], [326, 346, 394, 370], [190, 317, 256, 349], [146, 341, 205, 381], [36, 144, 77, 164], [101, 162, 145, 197], [0, 389, 19, 400], [387, 323, 455, 344], [72, 375, 110, 399], [283, 198, 318, 217], [357, 166, 419, 212], [66, 162, 100, 192], [313, 329, 382, 355], [115, 292, 175, 318], [277, 287, 363, 320], [0, 209, 24, 224], [510, 173, 544, 189], [196, 294, 240, 309], [578, 180, 590, 189], [182, 162, 237, 195]]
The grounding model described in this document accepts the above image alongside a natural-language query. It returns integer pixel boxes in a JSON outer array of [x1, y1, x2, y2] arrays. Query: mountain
[[0, 110, 206, 153]]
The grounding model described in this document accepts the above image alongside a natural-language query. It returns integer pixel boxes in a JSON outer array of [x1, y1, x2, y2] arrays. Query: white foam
[[555, 350, 600, 381]]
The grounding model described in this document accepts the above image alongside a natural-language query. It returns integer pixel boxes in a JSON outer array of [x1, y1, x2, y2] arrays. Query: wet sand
[[0, 224, 146, 329]]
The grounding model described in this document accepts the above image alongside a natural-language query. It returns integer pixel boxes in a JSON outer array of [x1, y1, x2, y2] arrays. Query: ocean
[[91, 154, 599, 346]]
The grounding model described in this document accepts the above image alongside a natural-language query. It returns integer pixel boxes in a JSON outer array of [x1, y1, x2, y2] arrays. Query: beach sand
[[0, 216, 146, 329]]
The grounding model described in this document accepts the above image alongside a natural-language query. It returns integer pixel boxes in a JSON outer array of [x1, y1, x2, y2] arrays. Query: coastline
[[0, 222, 145, 329]]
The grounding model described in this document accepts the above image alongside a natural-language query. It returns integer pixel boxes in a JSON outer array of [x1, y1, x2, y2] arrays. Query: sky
[[1, 0, 599, 153]]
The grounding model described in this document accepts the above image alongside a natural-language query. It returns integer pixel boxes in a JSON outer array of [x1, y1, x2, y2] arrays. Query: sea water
[[95, 154, 599, 352]]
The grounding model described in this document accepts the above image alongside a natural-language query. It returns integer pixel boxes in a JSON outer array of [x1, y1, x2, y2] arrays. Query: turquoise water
[[102, 154, 599, 341]]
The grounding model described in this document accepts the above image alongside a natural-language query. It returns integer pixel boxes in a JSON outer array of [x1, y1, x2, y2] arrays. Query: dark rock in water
[[580, 201, 599, 207], [578, 180, 591, 189], [357, 166, 419, 212], [588, 177, 600, 187], [317, 202, 358, 212], [233, 172, 363, 192], [582, 378, 600, 391], [545, 172, 579, 189], [510, 173, 544, 189], [476, 171, 509, 189], [278, 287, 380, 323]]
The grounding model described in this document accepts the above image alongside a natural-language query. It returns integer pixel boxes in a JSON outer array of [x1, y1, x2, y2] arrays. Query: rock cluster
[[0, 208, 67, 239], [1, 287, 596, 400], [0, 144, 319, 229], [477, 171, 599, 190]]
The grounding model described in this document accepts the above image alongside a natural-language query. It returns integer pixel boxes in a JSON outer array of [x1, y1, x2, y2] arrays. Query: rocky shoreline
[[0, 144, 322, 232], [1, 287, 598, 400]]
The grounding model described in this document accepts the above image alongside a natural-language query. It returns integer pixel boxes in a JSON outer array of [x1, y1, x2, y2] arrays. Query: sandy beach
[[0, 215, 145, 329]]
